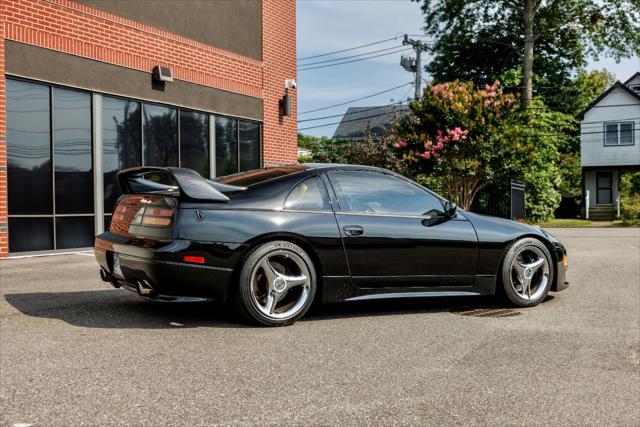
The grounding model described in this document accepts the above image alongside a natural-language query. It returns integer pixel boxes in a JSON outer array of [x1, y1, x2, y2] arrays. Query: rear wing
[[117, 167, 236, 202]]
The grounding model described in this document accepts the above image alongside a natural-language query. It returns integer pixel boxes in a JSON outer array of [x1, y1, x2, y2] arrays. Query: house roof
[[577, 80, 640, 120], [623, 72, 640, 86], [332, 105, 410, 140]]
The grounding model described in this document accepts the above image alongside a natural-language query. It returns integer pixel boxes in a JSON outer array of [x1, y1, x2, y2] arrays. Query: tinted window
[[284, 177, 330, 211], [239, 120, 261, 172], [143, 103, 177, 167], [103, 97, 141, 213], [216, 165, 308, 186], [55, 217, 95, 249], [328, 170, 444, 216], [8, 218, 54, 252], [6, 79, 52, 215], [180, 110, 209, 177], [53, 88, 93, 214], [215, 116, 238, 176]]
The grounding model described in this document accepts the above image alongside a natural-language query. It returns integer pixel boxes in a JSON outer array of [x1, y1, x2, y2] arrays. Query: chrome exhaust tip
[[137, 279, 155, 297], [100, 269, 121, 288]]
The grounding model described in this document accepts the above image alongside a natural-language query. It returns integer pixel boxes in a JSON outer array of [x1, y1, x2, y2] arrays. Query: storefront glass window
[[143, 103, 178, 167], [103, 96, 142, 213], [180, 110, 210, 177]]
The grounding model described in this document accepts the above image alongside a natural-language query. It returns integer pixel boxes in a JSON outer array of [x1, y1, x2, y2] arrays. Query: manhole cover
[[450, 308, 522, 317]]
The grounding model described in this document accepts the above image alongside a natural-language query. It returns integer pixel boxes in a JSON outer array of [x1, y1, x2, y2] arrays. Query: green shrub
[[620, 172, 640, 226]]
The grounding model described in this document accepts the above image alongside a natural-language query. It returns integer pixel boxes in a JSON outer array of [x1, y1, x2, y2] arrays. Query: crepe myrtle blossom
[[392, 139, 408, 149], [391, 79, 517, 165], [389, 79, 520, 210]]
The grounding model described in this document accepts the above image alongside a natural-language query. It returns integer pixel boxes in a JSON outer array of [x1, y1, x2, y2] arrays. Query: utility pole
[[521, 0, 536, 110], [400, 34, 428, 99]]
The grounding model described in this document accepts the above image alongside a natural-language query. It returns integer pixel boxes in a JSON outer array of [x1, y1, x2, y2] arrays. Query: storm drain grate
[[451, 308, 522, 318]]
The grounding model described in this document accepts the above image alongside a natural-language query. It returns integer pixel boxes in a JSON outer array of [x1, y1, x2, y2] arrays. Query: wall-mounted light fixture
[[152, 65, 174, 83], [281, 79, 297, 117]]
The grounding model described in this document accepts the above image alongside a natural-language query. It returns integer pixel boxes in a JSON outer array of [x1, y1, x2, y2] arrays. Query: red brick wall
[[0, 21, 7, 258], [0, 0, 298, 256], [262, 0, 298, 165]]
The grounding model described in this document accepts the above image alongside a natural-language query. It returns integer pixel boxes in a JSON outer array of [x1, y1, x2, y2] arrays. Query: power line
[[298, 36, 399, 61], [581, 117, 640, 126], [298, 108, 407, 131], [299, 82, 413, 115], [298, 101, 410, 123], [297, 44, 405, 68], [300, 117, 639, 135], [298, 47, 412, 71]]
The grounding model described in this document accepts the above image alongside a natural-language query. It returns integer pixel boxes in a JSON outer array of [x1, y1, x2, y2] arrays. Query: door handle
[[343, 225, 364, 236]]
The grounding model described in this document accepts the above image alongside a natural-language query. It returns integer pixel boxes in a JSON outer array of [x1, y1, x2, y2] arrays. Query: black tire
[[500, 237, 554, 307], [234, 240, 317, 326]]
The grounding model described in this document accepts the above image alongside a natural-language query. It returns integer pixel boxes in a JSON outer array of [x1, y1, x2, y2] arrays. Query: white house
[[579, 72, 640, 220]]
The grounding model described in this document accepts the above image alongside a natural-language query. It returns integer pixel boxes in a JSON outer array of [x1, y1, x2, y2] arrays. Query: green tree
[[501, 100, 575, 220], [392, 81, 571, 221], [298, 131, 405, 172], [414, 0, 639, 111], [619, 172, 640, 225]]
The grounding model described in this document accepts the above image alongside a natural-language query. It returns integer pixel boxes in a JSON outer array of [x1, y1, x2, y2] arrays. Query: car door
[[325, 169, 478, 288]]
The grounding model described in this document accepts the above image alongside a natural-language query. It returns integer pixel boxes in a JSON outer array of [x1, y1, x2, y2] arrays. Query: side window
[[328, 170, 444, 216], [284, 177, 331, 211]]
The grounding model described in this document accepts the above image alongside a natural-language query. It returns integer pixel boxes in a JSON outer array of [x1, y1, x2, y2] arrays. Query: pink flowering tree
[[390, 80, 518, 209]]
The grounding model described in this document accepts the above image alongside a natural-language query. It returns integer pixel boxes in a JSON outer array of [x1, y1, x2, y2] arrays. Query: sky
[[296, 0, 640, 138]]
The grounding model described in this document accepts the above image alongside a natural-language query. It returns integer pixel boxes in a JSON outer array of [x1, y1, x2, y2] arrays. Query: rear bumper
[[94, 232, 245, 301]]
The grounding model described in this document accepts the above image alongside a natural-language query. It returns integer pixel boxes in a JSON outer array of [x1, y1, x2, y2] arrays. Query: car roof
[[216, 163, 391, 187], [303, 163, 388, 173]]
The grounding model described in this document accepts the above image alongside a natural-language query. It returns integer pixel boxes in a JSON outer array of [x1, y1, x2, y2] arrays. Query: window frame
[[603, 121, 635, 146], [325, 169, 446, 218]]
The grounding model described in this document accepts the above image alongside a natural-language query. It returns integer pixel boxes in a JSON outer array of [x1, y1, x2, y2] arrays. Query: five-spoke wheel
[[235, 241, 316, 326], [509, 246, 550, 301], [501, 238, 554, 307]]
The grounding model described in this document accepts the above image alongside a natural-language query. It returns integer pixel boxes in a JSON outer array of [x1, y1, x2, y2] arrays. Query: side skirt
[[320, 275, 496, 303]]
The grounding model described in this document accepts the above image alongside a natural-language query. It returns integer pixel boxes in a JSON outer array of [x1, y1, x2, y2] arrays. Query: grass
[[536, 218, 636, 228], [537, 218, 593, 228]]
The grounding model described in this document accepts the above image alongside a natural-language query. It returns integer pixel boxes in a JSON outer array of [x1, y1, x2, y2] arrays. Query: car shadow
[[4, 288, 554, 329], [3, 289, 246, 329], [307, 295, 501, 321]]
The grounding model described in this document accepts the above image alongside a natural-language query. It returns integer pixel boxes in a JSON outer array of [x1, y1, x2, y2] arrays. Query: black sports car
[[94, 164, 568, 326]]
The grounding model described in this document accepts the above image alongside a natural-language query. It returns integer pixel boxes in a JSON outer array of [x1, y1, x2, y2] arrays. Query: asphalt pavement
[[0, 227, 638, 426]]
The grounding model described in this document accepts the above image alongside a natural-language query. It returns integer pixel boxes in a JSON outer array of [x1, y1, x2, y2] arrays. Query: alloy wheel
[[509, 246, 550, 301], [249, 249, 312, 320]]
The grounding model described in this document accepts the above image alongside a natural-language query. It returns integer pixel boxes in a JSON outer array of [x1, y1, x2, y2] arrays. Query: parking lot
[[0, 227, 638, 426]]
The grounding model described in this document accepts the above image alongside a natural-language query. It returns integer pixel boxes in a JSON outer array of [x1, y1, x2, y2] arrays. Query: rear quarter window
[[284, 177, 331, 211]]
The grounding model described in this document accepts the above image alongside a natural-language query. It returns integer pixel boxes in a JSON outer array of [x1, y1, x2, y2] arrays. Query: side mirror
[[444, 201, 457, 218]]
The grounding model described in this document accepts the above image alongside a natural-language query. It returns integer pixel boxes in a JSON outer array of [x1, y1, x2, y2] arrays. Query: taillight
[[140, 206, 174, 227], [132, 207, 145, 225], [142, 216, 172, 226], [147, 208, 174, 217]]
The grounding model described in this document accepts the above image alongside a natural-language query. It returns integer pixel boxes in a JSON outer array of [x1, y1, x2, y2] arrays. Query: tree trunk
[[521, 0, 536, 110]]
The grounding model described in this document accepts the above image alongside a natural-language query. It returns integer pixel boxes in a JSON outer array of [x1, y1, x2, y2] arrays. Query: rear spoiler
[[117, 167, 239, 202]]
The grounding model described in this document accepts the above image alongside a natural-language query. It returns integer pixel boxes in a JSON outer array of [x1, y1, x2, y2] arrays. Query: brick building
[[0, 0, 297, 256]]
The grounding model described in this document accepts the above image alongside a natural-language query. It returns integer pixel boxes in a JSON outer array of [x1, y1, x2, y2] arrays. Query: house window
[[604, 122, 634, 146]]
